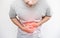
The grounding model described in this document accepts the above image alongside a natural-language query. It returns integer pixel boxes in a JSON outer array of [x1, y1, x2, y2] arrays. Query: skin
[[10, 16, 51, 33], [10, 0, 51, 33], [23, 0, 38, 7]]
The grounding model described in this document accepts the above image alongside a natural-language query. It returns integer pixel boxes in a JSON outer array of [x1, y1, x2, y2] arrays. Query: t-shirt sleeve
[[9, 6, 17, 19], [45, 7, 52, 16]]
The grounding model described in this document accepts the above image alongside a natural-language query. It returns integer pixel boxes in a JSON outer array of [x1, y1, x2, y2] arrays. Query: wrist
[[18, 25, 23, 29], [38, 22, 42, 26]]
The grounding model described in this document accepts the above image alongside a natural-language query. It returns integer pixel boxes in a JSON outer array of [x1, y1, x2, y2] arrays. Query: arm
[[38, 7, 52, 26], [33, 7, 52, 27], [10, 18, 24, 29], [9, 6, 33, 33], [38, 16, 51, 26], [9, 6, 23, 29], [10, 18, 34, 33]]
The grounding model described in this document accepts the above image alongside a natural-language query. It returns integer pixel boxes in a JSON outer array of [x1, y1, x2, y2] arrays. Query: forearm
[[10, 18, 23, 29], [39, 16, 51, 25]]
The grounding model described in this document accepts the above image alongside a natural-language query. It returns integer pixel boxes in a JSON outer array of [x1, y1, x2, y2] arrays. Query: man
[[9, 0, 52, 38]]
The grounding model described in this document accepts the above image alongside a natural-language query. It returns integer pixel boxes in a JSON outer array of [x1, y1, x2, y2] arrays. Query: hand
[[23, 21, 40, 27], [19, 26, 35, 33], [31, 22, 42, 27], [24, 25, 36, 32], [20, 22, 42, 33]]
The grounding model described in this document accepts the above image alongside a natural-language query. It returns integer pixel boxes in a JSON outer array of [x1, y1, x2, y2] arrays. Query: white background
[[0, 0, 60, 38]]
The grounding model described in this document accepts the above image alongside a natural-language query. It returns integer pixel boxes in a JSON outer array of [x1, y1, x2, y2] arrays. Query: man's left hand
[[31, 22, 42, 27]]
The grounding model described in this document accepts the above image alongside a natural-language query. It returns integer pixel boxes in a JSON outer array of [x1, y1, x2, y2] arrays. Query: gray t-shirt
[[9, 0, 51, 23], [9, 0, 52, 38]]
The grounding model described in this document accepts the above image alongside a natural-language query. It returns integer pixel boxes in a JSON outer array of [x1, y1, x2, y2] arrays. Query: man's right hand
[[19, 25, 35, 33], [10, 18, 35, 33]]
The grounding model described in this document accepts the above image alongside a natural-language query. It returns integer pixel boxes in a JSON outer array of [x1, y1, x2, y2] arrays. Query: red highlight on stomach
[[23, 22, 38, 33]]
